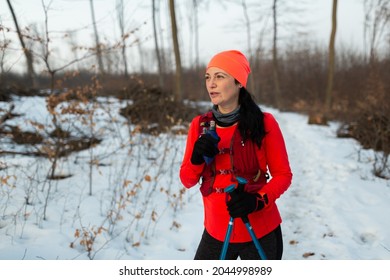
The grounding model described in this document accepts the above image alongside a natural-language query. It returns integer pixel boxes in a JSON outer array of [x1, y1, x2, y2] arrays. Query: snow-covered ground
[[0, 95, 389, 261]]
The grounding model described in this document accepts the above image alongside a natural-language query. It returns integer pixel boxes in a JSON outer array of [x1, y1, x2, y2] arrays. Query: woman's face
[[205, 67, 241, 114]]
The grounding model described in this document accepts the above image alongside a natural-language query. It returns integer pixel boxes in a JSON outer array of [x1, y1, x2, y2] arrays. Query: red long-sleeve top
[[180, 112, 292, 242]]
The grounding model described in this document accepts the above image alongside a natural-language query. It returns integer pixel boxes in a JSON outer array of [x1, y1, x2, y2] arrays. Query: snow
[[0, 95, 389, 261]]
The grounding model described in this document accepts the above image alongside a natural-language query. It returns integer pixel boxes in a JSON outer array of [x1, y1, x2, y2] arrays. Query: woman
[[180, 50, 292, 260]]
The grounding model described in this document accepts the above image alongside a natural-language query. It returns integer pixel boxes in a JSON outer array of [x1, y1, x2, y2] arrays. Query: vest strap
[[219, 148, 233, 155]]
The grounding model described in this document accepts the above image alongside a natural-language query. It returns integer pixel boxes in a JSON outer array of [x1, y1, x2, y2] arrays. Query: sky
[[0, 0, 369, 73]]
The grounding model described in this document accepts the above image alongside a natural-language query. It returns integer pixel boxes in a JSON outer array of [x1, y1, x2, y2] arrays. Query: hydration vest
[[198, 111, 267, 196]]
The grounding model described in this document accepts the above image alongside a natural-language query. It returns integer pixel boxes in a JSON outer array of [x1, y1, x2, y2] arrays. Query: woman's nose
[[207, 77, 216, 88]]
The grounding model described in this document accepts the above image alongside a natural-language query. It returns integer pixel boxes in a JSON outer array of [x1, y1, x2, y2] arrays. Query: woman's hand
[[227, 191, 268, 219], [190, 134, 220, 165]]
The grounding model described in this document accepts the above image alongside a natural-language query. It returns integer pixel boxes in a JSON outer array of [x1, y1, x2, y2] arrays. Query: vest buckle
[[214, 188, 224, 193]]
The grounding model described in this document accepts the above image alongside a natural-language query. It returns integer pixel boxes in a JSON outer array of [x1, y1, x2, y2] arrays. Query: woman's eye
[[216, 75, 224, 79]]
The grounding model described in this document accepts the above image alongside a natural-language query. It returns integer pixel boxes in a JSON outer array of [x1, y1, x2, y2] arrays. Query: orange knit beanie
[[206, 50, 251, 88]]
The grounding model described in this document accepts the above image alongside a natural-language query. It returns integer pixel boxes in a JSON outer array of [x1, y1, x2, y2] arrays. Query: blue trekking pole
[[220, 177, 267, 260], [219, 184, 236, 260]]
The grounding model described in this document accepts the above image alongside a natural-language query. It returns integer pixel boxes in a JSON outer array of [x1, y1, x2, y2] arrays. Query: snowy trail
[[271, 109, 390, 260]]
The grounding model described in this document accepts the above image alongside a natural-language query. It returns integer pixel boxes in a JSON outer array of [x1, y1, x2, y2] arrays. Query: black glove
[[190, 133, 220, 165], [227, 190, 268, 219]]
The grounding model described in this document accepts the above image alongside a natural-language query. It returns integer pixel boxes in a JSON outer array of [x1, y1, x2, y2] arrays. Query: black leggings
[[194, 225, 283, 260]]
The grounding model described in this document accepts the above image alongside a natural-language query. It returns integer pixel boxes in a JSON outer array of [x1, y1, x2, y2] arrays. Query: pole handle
[[226, 177, 249, 223]]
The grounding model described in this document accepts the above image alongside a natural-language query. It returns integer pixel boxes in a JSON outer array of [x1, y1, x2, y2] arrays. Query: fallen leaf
[[303, 252, 315, 258]]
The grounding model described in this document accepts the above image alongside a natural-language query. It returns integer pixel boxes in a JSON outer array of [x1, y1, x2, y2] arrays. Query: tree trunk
[[193, 0, 200, 70], [272, 0, 282, 109], [117, 0, 128, 77], [241, 0, 255, 93], [89, 0, 105, 75], [152, 0, 164, 88], [169, 0, 183, 102], [6, 0, 35, 87], [324, 0, 338, 117]]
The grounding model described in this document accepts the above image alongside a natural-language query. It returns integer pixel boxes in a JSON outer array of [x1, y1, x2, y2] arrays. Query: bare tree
[[152, 0, 164, 88], [117, 0, 129, 77], [89, 0, 105, 75], [192, 0, 200, 70], [0, 21, 11, 82], [324, 0, 338, 119], [240, 0, 256, 93], [33, 1, 101, 204], [169, 0, 183, 102], [363, 0, 390, 63], [36, 1, 94, 88], [272, 0, 282, 109], [6, 0, 36, 87]]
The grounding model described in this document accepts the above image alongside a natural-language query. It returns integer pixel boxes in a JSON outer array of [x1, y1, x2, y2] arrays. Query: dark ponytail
[[238, 87, 265, 148]]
